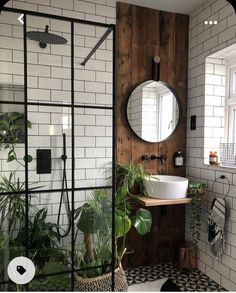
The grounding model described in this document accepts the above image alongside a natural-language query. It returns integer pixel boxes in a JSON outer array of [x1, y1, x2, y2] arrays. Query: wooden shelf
[[133, 196, 192, 207]]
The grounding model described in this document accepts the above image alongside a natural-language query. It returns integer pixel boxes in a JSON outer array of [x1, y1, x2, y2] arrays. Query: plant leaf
[[9, 124, 22, 132], [9, 112, 22, 121], [23, 155, 33, 163], [132, 208, 152, 235], [7, 155, 16, 162], [115, 186, 128, 205], [115, 213, 131, 238], [27, 120, 32, 128]]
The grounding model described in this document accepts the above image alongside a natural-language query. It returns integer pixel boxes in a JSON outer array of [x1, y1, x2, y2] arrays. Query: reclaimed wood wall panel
[[116, 2, 189, 267]]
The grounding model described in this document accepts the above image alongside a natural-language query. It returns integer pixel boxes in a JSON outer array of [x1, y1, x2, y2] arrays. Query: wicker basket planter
[[74, 266, 128, 292]]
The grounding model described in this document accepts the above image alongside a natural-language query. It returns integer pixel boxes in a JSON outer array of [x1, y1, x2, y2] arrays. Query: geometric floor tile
[[126, 263, 227, 292]]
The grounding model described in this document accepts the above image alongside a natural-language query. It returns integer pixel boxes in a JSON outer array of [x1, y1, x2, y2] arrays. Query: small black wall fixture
[[152, 55, 161, 81], [226, 0, 236, 13], [81, 26, 113, 66]]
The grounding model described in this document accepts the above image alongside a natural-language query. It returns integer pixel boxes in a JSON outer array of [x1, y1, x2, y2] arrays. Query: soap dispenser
[[174, 150, 184, 168]]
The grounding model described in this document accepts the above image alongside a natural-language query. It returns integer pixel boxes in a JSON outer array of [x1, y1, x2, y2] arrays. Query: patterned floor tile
[[126, 263, 226, 292]]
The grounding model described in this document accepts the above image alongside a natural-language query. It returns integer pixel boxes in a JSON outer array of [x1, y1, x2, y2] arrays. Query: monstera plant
[[73, 163, 152, 286]]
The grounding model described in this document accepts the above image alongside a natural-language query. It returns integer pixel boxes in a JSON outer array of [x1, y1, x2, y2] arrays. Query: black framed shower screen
[[0, 7, 116, 291]]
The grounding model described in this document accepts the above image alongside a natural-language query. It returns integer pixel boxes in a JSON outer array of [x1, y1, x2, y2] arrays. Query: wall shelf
[[133, 196, 192, 207]]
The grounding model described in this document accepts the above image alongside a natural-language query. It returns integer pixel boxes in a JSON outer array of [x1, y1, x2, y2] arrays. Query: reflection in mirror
[[126, 80, 180, 143]]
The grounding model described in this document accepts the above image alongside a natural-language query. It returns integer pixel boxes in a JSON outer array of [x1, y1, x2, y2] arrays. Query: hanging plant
[[188, 182, 207, 250]]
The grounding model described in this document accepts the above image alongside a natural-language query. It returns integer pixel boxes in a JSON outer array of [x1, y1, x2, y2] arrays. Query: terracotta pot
[[178, 242, 198, 270]]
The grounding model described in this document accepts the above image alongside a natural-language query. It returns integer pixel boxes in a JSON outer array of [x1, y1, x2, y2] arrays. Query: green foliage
[[188, 182, 207, 250], [74, 190, 113, 278], [132, 208, 152, 235], [189, 182, 207, 191], [14, 208, 63, 270], [0, 112, 66, 281], [116, 162, 153, 196], [0, 172, 42, 239], [0, 112, 32, 166], [74, 162, 153, 279], [0, 112, 31, 143]]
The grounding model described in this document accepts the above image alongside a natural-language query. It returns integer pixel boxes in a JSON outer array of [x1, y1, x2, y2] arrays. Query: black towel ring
[[212, 175, 230, 200]]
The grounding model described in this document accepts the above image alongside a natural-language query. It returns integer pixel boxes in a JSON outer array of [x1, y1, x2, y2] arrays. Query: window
[[204, 44, 236, 166], [225, 64, 236, 143]]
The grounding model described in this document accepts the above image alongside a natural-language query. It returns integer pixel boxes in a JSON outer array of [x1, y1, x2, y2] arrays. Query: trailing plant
[[73, 162, 152, 279], [188, 182, 207, 250]]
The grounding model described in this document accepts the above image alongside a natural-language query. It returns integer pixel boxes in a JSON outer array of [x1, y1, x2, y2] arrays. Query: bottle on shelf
[[209, 151, 218, 165]]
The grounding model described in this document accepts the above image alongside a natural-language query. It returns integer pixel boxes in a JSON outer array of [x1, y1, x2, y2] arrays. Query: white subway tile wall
[[186, 0, 236, 290], [0, 0, 115, 247]]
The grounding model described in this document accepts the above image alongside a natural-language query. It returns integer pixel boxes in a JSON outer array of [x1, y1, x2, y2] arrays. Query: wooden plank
[[145, 8, 160, 172], [116, 2, 189, 268], [133, 196, 192, 207], [158, 11, 176, 176], [116, 2, 132, 163], [130, 5, 147, 164]]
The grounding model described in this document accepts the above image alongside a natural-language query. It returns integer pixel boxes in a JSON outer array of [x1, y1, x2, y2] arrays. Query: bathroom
[[0, 0, 236, 291]]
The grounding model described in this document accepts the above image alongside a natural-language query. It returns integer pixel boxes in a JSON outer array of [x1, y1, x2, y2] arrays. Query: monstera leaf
[[132, 208, 152, 235], [115, 212, 131, 238]]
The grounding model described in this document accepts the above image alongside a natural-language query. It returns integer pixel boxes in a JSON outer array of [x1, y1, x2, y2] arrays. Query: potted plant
[[179, 182, 207, 270], [116, 161, 154, 196], [73, 162, 153, 291]]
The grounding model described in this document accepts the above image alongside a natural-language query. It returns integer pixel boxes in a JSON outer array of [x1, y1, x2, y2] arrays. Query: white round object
[[7, 257, 36, 285]]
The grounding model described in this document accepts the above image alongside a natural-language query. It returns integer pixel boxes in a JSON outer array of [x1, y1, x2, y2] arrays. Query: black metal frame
[[125, 80, 183, 144], [0, 7, 116, 292]]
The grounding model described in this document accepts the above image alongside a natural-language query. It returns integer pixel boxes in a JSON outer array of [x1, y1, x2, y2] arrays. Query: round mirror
[[126, 80, 181, 143]]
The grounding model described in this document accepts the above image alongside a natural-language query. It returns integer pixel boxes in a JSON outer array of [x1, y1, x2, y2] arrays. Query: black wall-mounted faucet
[[150, 154, 167, 164], [141, 154, 167, 164]]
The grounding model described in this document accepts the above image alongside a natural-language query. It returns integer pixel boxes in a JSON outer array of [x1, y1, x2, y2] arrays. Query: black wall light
[[0, 0, 10, 13], [226, 0, 236, 13]]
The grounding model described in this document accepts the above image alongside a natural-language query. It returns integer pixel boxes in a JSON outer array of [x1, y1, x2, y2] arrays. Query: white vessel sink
[[144, 175, 189, 199]]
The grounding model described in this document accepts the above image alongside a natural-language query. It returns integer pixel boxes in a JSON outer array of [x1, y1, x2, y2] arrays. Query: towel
[[208, 197, 226, 258]]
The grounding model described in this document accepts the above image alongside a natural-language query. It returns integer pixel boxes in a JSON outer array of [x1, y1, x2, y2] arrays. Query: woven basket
[[74, 266, 128, 292]]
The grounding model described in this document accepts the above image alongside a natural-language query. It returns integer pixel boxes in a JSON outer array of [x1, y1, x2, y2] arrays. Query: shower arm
[[81, 26, 113, 66]]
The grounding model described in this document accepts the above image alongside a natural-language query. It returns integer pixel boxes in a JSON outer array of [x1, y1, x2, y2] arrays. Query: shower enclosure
[[0, 7, 115, 291]]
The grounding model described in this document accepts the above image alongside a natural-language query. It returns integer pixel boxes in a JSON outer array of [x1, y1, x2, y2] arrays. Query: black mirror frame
[[125, 80, 183, 144]]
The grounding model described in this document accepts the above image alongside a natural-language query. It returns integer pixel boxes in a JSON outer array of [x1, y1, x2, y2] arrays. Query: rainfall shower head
[[26, 25, 68, 48]]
